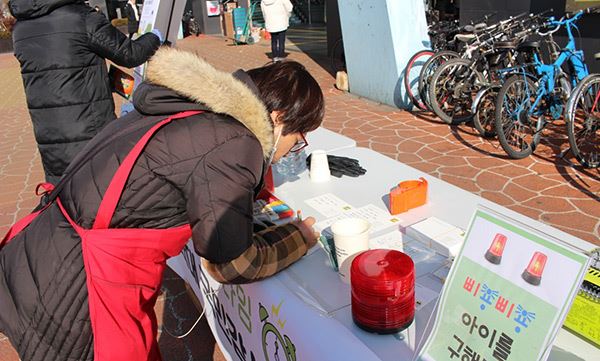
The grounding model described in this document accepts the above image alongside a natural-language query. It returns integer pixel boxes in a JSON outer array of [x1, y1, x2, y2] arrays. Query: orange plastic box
[[389, 177, 428, 215]]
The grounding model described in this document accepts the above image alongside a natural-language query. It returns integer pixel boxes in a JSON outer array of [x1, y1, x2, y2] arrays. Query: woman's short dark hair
[[247, 61, 324, 135]]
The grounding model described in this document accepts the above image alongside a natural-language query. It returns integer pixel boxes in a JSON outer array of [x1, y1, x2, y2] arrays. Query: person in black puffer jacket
[[124, 0, 140, 38], [0, 47, 324, 361], [9, 0, 161, 185]]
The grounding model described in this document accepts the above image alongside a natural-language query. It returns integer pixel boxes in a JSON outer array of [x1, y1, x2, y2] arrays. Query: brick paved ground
[[0, 26, 598, 359], [175, 28, 599, 244]]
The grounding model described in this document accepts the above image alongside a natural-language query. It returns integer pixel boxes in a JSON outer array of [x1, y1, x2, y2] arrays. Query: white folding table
[[168, 146, 598, 361]]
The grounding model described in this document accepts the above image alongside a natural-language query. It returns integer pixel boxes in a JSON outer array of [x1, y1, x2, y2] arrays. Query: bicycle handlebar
[[565, 6, 600, 18], [538, 22, 561, 36], [586, 6, 600, 13], [535, 7, 589, 36], [537, 9, 554, 17], [499, 12, 529, 25], [472, 11, 497, 24]]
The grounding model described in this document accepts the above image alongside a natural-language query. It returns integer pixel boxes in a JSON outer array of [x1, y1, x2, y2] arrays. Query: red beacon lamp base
[[485, 233, 507, 265], [351, 249, 415, 334], [522, 251, 547, 286]]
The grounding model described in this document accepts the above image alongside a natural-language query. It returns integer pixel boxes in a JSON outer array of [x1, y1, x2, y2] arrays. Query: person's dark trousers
[[270, 30, 287, 58]]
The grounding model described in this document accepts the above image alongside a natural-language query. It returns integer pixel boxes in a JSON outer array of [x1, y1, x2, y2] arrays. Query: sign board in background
[[133, 0, 187, 89], [206, 1, 221, 16], [416, 208, 589, 361], [136, 0, 186, 43]]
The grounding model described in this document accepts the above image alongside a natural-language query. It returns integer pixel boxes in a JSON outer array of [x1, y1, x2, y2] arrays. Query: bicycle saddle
[[474, 23, 487, 31], [455, 33, 476, 42], [461, 25, 475, 33], [494, 41, 517, 49], [517, 41, 540, 50]]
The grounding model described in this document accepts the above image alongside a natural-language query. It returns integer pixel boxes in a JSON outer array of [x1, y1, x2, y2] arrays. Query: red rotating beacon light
[[522, 251, 547, 286], [351, 249, 415, 334], [485, 233, 507, 265]]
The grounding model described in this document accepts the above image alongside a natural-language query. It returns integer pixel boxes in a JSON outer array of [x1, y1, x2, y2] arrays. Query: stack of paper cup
[[309, 150, 331, 183], [331, 218, 371, 283]]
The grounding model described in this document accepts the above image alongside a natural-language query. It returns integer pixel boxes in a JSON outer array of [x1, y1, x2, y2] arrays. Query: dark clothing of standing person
[[9, 0, 160, 185], [270, 30, 287, 59], [125, 1, 139, 38], [261, 0, 292, 61]]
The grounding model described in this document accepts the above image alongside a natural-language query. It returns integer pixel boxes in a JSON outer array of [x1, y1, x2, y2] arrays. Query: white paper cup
[[331, 218, 371, 283], [310, 150, 331, 183]]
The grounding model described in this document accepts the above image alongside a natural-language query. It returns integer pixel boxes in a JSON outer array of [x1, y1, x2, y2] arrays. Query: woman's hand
[[293, 216, 319, 249]]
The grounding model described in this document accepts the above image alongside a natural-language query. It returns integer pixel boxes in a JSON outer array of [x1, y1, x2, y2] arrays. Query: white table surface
[[273, 147, 598, 361], [275, 147, 595, 254], [272, 127, 357, 187], [304, 127, 357, 155], [168, 144, 598, 361]]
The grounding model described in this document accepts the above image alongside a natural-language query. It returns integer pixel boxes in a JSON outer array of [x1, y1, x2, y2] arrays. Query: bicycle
[[406, 13, 496, 111], [418, 12, 527, 115], [405, 18, 465, 111], [494, 8, 596, 159], [427, 13, 540, 124], [472, 36, 548, 138], [565, 53, 600, 168]]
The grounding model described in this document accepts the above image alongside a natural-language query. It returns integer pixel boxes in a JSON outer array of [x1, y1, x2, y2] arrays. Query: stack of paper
[[405, 217, 465, 258]]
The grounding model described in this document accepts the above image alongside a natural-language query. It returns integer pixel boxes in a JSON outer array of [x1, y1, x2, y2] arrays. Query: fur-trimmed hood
[[142, 47, 273, 157]]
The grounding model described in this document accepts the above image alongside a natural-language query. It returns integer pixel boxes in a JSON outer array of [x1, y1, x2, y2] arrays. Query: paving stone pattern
[[175, 32, 599, 245], [0, 27, 598, 360]]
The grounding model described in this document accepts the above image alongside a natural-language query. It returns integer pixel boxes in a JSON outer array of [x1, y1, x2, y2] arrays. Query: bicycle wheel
[[330, 38, 346, 74], [473, 86, 499, 138], [566, 74, 600, 168], [404, 49, 434, 111], [428, 58, 483, 124], [418, 50, 459, 111], [494, 75, 540, 159]]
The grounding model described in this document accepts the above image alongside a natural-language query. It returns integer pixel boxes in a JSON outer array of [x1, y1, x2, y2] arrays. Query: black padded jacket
[[10, 0, 160, 184], [0, 48, 313, 361]]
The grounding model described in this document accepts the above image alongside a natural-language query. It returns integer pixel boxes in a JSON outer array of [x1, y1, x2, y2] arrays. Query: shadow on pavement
[[410, 110, 448, 125], [448, 124, 514, 160], [158, 267, 225, 361], [552, 151, 600, 202], [285, 25, 335, 77]]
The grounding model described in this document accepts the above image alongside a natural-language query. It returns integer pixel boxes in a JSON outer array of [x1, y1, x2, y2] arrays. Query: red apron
[[2, 111, 202, 361]]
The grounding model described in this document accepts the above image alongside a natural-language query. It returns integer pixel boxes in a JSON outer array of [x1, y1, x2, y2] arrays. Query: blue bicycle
[[494, 8, 597, 159]]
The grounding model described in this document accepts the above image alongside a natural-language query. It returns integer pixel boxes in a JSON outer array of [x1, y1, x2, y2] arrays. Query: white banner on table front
[[168, 241, 382, 361]]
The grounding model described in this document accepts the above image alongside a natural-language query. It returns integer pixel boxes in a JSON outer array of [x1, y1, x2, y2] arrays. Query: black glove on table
[[306, 154, 367, 178]]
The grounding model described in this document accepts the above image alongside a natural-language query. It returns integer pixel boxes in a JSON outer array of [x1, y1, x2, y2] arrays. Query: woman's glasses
[[289, 133, 308, 153]]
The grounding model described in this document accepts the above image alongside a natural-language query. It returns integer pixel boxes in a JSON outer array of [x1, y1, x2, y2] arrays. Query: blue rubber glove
[[120, 102, 135, 117], [150, 29, 164, 44]]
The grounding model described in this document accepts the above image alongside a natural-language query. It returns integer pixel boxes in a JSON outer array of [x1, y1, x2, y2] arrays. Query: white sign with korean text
[[415, 208, 589, 361]]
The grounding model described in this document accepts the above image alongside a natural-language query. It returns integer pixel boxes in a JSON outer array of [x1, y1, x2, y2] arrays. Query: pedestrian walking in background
[[9, 0, 161, 185], [261, 0, 293, 62], [125, 0, 140, 38], [0, 47, 324, 361]]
